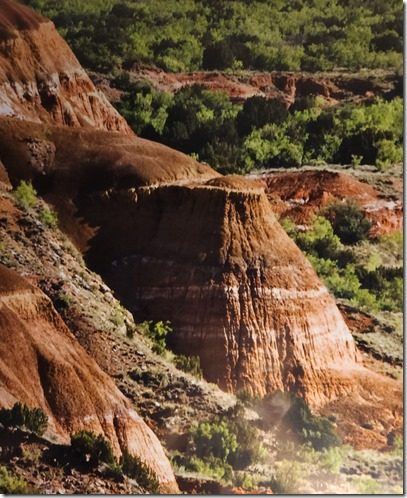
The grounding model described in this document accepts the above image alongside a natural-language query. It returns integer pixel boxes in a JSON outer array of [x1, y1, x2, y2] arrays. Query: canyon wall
[[78, 178, 360, 406], [0, 264, 178, 492]]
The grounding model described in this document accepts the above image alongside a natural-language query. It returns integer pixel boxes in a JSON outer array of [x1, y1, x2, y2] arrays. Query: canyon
[[0, 0, 403, 492], [0, 0, 362, 408]]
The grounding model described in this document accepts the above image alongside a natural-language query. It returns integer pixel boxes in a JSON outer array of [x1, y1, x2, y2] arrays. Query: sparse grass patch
[[0, 466, 32, 494], [121, 451, 160, 493], [173, 355, 203, 378], [39, 206, 58, 228], [13, 181, 38, 210], [354, 476, 383, 494], [21, 447, 42, 465], [269, 459, 306, 494]]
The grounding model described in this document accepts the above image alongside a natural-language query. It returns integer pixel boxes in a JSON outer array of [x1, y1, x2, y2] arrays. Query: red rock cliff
[[72, 177, 360, 408], [0, 264, 178, 493], [0, 0, 131, 132]]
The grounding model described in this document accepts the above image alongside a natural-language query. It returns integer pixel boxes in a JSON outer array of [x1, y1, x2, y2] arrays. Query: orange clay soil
[[257, 169, 402, 236]]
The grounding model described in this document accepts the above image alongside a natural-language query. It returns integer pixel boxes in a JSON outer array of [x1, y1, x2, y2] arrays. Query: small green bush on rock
[[0, 466, 32, 494], [174, 355, 203, 378], [121, 451, 160, 493], [70, 430, 115, 467], [39, 206, 58, 228], [13, 181, 38, 210], [0, 403, 48, 436]]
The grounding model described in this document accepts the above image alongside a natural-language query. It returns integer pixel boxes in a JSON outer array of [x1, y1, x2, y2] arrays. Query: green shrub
[[0, 466, 32, 494], [270, 459, 305, 494], [187, 404, 263, 475], [191, 420, 238, 463], [173, 355, 203, 378], [323, 201, 372, 245], [0, 403, 48, 436], [13, 181, 38, 210], [259, 392, 340, 451], [172, 453, 233, 481], [70, 430, 115, 467], [121, 451, 159, 493], [139, 320, 172, 355], [39, 206, 58, 228]]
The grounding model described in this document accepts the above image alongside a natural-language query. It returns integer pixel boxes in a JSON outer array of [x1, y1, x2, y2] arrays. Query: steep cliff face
[[0, 264, 178, 493], [0, 131, 361, 408], [66, 177, 358, 407], [0, 0, 130, 132]]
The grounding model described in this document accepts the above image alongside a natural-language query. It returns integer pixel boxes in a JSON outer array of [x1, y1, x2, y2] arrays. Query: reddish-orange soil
[[257, 169, 403, 236]]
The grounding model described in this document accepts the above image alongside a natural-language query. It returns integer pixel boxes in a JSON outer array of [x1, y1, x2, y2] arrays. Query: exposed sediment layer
[[79, 181, 360, 407]]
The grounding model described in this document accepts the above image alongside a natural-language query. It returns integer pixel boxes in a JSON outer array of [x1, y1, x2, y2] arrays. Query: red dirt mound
[[258, 169, 403, 236], [0, 1, 130, 132], [0, 0, 46, 38]]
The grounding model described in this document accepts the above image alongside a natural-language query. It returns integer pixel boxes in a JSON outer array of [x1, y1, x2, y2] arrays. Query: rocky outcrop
[[258, 169, 403, 236], [0, 264, 178, 493], [0, 118, 360, 406], [69, 177, 358, 407], [0, 0, 130, 132]]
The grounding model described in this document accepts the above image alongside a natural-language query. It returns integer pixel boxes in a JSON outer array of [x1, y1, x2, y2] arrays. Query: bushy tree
[[323, 201, 372, 245]]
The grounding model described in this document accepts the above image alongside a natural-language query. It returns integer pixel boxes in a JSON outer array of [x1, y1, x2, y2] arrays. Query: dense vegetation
[[23, 0, 402, 174], [281, 213, 403, 314], [24, 0, 402, 74], [113, 77, 402, 173]]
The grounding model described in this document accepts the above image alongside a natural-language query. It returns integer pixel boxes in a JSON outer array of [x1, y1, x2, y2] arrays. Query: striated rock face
[[0, 118, 360, 407], [69, 177, 359, 408], [257, 169, 403, 236], [0, 264, 178, 493], [0, 0, 131, 132]]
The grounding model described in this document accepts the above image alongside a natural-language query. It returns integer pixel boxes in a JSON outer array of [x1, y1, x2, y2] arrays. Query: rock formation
[[0, 0, 362, 410], [0, 0, 130, 132], [0, 264, 178, 492], [80, 177, 359, 406]]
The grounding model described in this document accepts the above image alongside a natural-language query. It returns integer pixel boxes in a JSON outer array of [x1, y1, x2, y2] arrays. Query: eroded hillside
[[0, 0, 403, 494]]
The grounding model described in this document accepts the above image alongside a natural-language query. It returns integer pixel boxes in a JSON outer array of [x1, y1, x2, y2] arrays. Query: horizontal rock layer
[[79, 183, 360, 407], [0, 264, 178, 493]]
